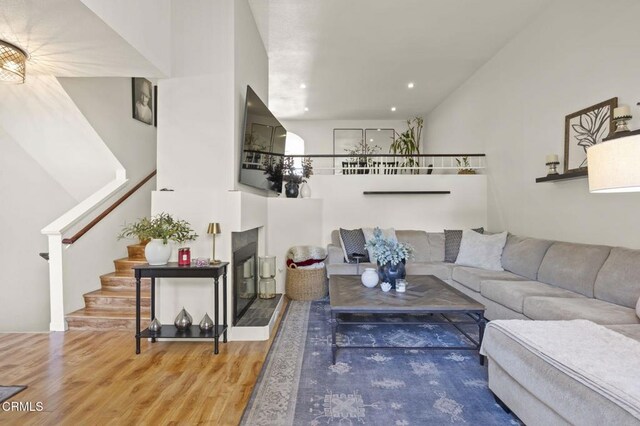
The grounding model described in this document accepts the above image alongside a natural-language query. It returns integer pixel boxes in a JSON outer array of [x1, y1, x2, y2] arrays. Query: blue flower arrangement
[[364, 227, 414, 266]]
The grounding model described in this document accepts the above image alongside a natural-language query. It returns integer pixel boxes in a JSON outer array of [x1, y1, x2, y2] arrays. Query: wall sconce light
[[0, 40, 28, 84], [207, 222, 221, 264]]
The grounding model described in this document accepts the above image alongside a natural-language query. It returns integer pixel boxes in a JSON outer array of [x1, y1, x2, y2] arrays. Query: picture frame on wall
[[131, 77, 153, 125], [564, 97, 617, 173]]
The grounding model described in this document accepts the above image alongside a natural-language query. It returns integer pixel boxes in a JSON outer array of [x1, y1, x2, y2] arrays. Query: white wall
[[425, 0, 640, 248], [153, 0, 270, 337], [80, 0, 172, 77], [56, 77, 158, 316], [0, 130, 76, 332], [0, 76, 123, 201]]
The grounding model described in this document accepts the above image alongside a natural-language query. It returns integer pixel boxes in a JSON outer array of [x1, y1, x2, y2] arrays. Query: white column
[[47, 234, 67, 331]]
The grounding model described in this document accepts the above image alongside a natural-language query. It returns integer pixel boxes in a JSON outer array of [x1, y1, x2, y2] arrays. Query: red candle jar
[[178, 247, 191, 266]]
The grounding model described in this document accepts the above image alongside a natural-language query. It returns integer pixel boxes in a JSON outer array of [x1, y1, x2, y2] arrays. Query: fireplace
[[232, 241, 258, 325]]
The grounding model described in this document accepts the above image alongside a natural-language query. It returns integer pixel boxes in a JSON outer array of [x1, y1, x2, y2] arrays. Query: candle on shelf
[[262, 261, 271, 278], [614, 105, 631, 119], [545, 154, 559, 164]]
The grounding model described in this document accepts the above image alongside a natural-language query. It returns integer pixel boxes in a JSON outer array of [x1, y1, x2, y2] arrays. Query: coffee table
[[329, 274, 486, 364]]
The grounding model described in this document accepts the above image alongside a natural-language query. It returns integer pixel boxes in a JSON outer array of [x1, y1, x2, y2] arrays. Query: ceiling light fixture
[[407, 82, 415, 89], [304, 107, 309, 112], [300, 83, 307, 89], [391, 107, 397, 112], [0, 40, 28, 84]]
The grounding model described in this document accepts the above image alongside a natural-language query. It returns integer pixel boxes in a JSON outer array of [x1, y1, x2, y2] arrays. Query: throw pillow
[[362, 227, 397, 262], [444, 228, 484, 263], [339, 228, 369, 263], [455, 230, 508, 271]]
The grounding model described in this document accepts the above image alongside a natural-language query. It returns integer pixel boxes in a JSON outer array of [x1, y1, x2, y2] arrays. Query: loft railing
[[241, 151, 486, 175]]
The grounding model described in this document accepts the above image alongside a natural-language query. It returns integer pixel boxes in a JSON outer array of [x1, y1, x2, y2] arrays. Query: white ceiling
[[249, 0, 551, 120], [0, 0, 163, 77]]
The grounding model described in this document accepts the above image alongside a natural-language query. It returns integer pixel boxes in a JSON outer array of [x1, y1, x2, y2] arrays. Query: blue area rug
[[242, 300, 519, 425]]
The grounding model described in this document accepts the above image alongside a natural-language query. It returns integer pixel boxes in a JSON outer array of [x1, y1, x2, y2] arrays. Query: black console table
[[134, 262, 229, 355]]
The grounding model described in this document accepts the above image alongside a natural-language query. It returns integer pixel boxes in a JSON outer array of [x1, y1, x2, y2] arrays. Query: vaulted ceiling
[[249, 0, 552, 120]]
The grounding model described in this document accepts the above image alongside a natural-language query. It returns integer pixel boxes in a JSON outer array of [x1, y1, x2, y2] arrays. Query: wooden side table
[[133, 262, 229, 354]]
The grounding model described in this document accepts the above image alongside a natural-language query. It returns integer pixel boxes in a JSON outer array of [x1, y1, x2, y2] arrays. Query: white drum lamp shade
[[587, 135, 640, 193]]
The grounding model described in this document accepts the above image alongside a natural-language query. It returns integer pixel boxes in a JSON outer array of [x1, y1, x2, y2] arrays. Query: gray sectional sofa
[[327, 229, 640, 324], [327, 229, 640, 425]]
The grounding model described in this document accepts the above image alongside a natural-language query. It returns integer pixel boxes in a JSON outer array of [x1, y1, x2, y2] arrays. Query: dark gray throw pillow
[[339, 228, 369, 263], [444, 228, 484, 263]]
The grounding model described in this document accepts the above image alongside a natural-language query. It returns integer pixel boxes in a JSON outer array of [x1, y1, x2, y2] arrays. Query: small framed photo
[[564, 97, 617, 173], [131, 77, 153, 125]]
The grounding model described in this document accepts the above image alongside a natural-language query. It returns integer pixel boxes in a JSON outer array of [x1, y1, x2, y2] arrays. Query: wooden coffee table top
[[329, 275, 485, 313]]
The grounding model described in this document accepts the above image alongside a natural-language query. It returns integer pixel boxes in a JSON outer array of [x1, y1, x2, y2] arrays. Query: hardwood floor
[[0, 300, 286, 425]]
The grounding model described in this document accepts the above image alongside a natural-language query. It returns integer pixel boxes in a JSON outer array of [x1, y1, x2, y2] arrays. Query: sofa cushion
[[326, 262, 376, 277], [594, 247, 640, 309], [452, 266, 526, 292], [480, 280, 584, 313], [537, 242, 611, 297], [523, 296, 640, 325], [444, 228, 483, 263], [405, 262, 453, 281], [501, 234, 553, 280], [605, 324, 640, 342], [339, 228, 368, 263], [456, 230, 508, 271], [427, 232, 445, 262], [396, 230, 429, 263]]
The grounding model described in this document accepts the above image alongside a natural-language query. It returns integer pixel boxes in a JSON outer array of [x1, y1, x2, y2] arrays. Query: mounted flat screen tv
[[239, 86, 287, 193]]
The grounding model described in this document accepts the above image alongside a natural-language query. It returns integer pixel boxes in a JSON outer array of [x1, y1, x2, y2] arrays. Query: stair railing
[[41, 170, 156, 331]]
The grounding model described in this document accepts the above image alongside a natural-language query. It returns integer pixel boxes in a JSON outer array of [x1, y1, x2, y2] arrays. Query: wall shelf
[[363, 191, 451, 195], [535, 170, 587, 183], [602, 129, 640, 141]]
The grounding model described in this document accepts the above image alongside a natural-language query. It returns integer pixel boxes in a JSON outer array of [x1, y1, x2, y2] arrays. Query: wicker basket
[[285, 264, 327, 301]]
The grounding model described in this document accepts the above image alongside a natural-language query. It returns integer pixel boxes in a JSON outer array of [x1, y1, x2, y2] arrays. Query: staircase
[[66, 244, 151, 330]]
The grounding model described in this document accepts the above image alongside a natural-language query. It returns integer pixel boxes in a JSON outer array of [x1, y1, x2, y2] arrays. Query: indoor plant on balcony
[[390, 116, 423, 174], [364, 227, 414, 289], [282, 156, 313, 198], [118, 212, 198, 265]]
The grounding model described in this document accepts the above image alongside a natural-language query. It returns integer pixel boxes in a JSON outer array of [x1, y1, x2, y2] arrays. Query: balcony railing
[[242, 151, 486, 175]]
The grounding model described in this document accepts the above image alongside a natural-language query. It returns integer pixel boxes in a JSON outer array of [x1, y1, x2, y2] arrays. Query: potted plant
[[281, 156, 313, 198], [345, 139, 381, 174], [118, 213, 198, 265], [456, 156, 476, 175], [390, 117, 423, 174], [364, 227, 414, 288], [263, 155, 284, 191]]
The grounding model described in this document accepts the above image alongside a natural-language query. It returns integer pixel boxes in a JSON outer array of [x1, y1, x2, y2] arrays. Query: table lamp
[[207, 222, 221, 264]]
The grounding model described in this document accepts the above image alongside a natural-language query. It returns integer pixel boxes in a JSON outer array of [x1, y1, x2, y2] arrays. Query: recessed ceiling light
[[391, 107, 396, 112], [407, 82, 415, 89], [369, 138, 374, 142], [377, 128, 381, 131], [304, 107, 309, 111], [300, 83, 307, 89]]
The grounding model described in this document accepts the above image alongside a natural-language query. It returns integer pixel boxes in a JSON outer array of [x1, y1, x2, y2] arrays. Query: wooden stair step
[[100, 273, 150, 291], [127, 243, 147, 261], [114, 258, 148, 277], [84, 289, 150, 310], [66, 308, 151, 330]]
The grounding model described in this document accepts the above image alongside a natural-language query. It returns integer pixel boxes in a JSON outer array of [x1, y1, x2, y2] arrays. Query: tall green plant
[[390, 117, 423, 174]]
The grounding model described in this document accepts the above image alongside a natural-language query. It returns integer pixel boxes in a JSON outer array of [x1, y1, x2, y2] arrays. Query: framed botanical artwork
[[564, 97, 617, 173], [131, 77, 153, 125]]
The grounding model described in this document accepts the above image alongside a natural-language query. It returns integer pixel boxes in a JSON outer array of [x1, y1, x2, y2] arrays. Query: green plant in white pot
[[118, 213, 198, 265]]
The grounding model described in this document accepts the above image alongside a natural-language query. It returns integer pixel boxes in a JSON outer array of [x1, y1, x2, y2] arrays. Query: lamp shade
[[0, 40, 27, 84], [207, 223, 221, 234], [587, 135, 640, 193]]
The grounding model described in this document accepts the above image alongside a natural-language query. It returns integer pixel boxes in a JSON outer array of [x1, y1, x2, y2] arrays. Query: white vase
[[145, 238, 171, 265], [300, 182, 311, 198], [361, 268, 379, 288]]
